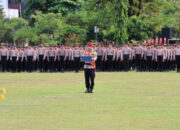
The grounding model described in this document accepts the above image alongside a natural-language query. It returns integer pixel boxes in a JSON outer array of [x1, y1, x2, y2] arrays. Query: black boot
[[89, 89, 94, 93], [85, 89, 89, 93]]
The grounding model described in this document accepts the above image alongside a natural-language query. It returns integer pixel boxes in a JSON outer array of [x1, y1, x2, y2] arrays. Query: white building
[[0, 0, 8, 9], [0, 0, 19, 19], [3, 9, 19, 19]]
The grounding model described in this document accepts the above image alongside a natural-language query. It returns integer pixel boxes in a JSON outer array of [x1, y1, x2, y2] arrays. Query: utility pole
[[94, 26, 99, 43]]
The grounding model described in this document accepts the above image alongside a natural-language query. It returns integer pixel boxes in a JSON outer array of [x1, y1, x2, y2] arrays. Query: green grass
[[0, 72, 180, 130]]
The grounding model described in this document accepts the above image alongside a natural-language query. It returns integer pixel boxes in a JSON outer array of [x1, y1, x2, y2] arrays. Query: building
[[0, 0, 24, 19], [0, 0, 8, 9]]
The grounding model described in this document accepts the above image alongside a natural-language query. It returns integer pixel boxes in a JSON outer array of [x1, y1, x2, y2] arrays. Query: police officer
[[26, 46, 35, 72], [68, 47, 73, 71], [48, 46, 56, 72], [175, 44, 180, 72], [145, 45, 154, 72], [121, 44, 131, 72], [59, 46, 66, 72], [43, 47, 49, 72], [10, 46, 19, 72], [54, 47, 59, 72], [84, 42, 97, 93], [0, 46, 9, 72], [64, 47, 69, 71], [106, 45, 115, 72], [116, 47, 122, 71], [135, 43, 143, 71], [96, 46, 103, 71], [155, 45, 165, 72], [102, 47, 107, 71], [38, 43, 45, 72], [73, 47, 81, 73], [17, 48, 24, 72], [80, 47, 85, 70]]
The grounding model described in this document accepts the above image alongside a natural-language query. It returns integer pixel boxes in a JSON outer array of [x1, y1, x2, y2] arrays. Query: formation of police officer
[[1, 43, 180, 73]]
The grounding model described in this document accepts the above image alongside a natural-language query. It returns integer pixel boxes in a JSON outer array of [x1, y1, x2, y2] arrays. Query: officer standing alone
[[84, 43, 97, 93]]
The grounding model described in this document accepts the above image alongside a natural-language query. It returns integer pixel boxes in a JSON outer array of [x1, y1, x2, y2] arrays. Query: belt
[[85, 63, 91, 65]]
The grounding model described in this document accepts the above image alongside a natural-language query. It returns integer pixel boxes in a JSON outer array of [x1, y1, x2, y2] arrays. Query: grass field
[[0, 72, 180, 130]]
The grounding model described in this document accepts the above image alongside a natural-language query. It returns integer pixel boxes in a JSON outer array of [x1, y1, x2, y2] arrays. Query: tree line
[[0, 0, 179, 46]]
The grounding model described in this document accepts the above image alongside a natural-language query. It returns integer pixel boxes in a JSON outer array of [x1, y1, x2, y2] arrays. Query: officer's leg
[[127, 55, 130, 71], [27, 57, 30, 72], [49, 57, 51, 72], [39, 56, 41, 71], [12, 57, 16, 72], [150, 57, 153, 71], [18, 58, 21, 72], [108, 56, 112, 72], [90, 69, 95, 92], [160, 56, 163, 72], [124, 55, 127, 71], [107, 56, 110, 71], [78, 58, 81, 72], [177, 56, 180, 72], [62, 56, 65, 72], [178, 56, 180, 72], [60, 57, 63, 72], [52, 57, 55, 72], [2, 56, 6, 72], [74, 58, 77, 72], [157, 56, 160, 71], [1, 57, 3, 72], [84, 69, 90, 92], [96, 56, 99, 71], [30, 56, 33, 72], [135, 55, 138, 71]]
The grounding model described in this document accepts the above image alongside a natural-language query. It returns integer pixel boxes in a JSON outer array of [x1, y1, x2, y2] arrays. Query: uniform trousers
[[96, 56, 102, 71], [84, 69, 95, 90], [49, 56, 55, 72], [17, 57, 22, 72], [146, 56, 153, 71], [176, 55, 180, 72], [39, 55, 44, 72], [74, 57, 80, 72], [1, 56, 7, 72], [157, 56, 163, 72], [123, 55, 129, 72], [11, 56, 17, 72], [59, 56, 65, 71], [107, 55, 113, 72], [135, 54, 141, 71], [27, 56, 33, 72]]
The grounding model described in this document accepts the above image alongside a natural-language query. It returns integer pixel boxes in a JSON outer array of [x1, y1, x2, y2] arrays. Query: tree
[[31, 11, 66, 45], [0, 6, 3, 20], [0, 7, 7, 43], [24, 0, 81, 17], [128, 15, 153, 41], [112, 0, 128, 44], [14, 27, 39, 46], [172, 1, 180, 38], [64, 25, 87, 44], [3, 18, 29, 44]]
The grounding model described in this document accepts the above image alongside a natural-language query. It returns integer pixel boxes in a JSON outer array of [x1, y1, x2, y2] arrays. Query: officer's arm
[[16, 51, 19, 61], [121, 49, 124, 61], [92, 51, 97, 61], [10, 50, 12, 61]]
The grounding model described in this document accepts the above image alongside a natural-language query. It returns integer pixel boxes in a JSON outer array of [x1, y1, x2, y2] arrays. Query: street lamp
[[94, 26, 99, 43]]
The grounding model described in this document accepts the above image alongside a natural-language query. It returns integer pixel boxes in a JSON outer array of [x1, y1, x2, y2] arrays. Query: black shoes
[[84, 89, 94, 93], [85, 90, 89, 93], [89, 90, 94, 93]]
